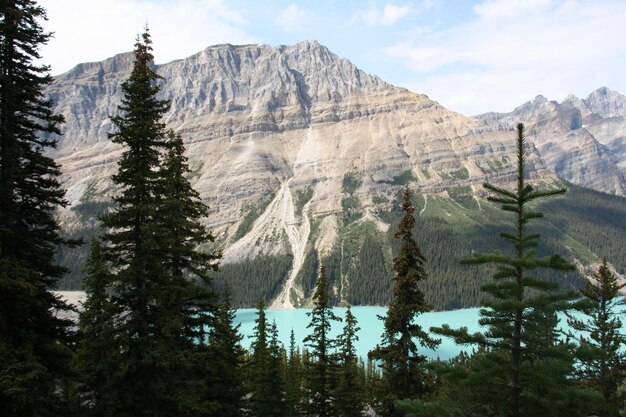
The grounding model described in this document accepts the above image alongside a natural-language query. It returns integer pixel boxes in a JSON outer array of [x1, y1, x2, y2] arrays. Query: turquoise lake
[[234, 307, 485, 360]]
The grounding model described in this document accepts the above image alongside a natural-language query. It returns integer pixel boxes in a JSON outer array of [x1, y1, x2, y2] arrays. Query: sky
[[40, 0, 626, 115]]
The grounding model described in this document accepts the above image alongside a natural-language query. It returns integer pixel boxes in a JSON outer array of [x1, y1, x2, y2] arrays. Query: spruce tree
[[0, 1, 74, 415], [249, 300, 287, 417], [97, 29, 173, 417], [336, 306, 364, 417], [74, 239, 117, 417], [369, 186, 439, 416], [568, 259, 626, 417], [84, 28, 220, 417], [432, 123, 598, 417], [303, 265, 342, 417], [285, 329, 303, 417], [206, 284, 245, 417]]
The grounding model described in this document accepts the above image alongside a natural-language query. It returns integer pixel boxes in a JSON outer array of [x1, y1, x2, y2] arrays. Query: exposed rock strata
[[46, 41, 624, 306]]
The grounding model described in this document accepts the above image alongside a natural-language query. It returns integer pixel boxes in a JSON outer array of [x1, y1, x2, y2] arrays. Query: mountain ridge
[[46, 40, 626, 308]]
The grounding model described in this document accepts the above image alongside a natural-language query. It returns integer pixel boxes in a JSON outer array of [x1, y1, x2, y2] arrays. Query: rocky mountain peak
[[45, 41, 626, 302], [583, 87, 626, 118]]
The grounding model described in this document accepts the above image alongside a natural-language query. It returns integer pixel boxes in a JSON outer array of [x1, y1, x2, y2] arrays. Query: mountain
[[476, 87, 626, 195], [46, 41, 626, 309]]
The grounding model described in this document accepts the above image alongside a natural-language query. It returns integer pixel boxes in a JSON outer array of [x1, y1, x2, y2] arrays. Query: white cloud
[[385, 0, 626, 114], [275, 4, 309, 32], [473, 0, 554, 19], [381, 4, 412, 25], [40, 0, 256, 75], [353, 3, 411, 26]]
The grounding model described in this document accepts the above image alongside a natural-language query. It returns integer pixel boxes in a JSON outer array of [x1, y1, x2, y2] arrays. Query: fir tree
[[74, 239, 117, 417], [84, 28, 220, 417], [268, 322, 289, 417], [197, 283, 245, 417], [568, 259, 626, 417], [249, 300, 287, 417], [432, 123, 598, 417], [158, 130, 219, 281], [336, 306, 364, 417], [97, 29, 173, 417], [303, 265, 342, 417], [369, 186, 439, 416], [285, 329, 303, 417], [0, 1, 74, 415]]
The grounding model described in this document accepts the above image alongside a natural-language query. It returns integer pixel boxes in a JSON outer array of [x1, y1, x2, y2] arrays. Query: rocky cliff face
[[46, 41, 624, 307], [476, 88, 626, 195]]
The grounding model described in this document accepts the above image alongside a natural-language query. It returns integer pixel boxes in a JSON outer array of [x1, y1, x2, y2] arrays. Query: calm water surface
[[234, 307, 483, 360]]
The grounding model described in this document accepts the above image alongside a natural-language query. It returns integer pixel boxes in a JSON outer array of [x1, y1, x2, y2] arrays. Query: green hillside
[[57, 183, 626, 310]]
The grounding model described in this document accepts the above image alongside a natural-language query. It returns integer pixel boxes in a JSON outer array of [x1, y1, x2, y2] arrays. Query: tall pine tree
[[74, 239, 118, 417], [285, 329, 303, 417], [432, 123, 598, 417], [336, 306, 364, 417], [80, 28, 220, 417], [205, 284, 245, 417], [369, 186, 439, 417], [568, 259, 626, 417], [249, 300, 287, 417], [0, 1, 74, 415], [303, 265, 342, 417], [98, 29, 173, 417]]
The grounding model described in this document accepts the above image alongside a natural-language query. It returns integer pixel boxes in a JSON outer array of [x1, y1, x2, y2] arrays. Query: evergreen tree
[[268, 322, 289, 417], [432, 123, 598, 417], [303, 265, 342, 417], [336, 306, 364, 417], [158, 130, 219, 281], [84, 29, 220, 417], [74, 239, 117, 417], [205, 284, 245, 417], [0, 1, 74, 415], [285, 329, 303, 417], [369, 186, 439, 416], [250, 300, 286, 417], [97, 29, 173, 417], [568, 259, 626, 417]]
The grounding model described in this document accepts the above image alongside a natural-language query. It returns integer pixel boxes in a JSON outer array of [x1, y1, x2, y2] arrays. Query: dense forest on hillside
[[57, 183, 626, 309]]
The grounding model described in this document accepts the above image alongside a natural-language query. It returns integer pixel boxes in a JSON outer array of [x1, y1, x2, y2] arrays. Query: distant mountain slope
[[46, 41, 626, 308], [476, 87, 626, 195]]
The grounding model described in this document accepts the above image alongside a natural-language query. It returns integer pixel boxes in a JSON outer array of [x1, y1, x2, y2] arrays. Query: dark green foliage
[[568, 260, 626, 417], [542, 183, 626, 275], [206, 284, 245, 417], [249, 300, 287, 417], [336, 306, 365, 417], [157, 131, 220, 281], [296, 248, 319, 297], [342, 229, 393, 306], [74, 240, 117, 417], [295, 186, 314, 216], [95, 30, 176, 417], [0, 1, 74, 415], [432, 124, 595, 417], [370, 187, 440, 416], [214, 254, 293, 307], [395, 398, 454, 417], [303, 265, 342, 417], [342, 172, 362, 195], [285, 329, 303, 417], [77, 29, 220, 417], [56, 187, 623, 311]]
